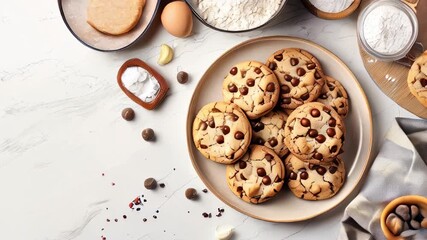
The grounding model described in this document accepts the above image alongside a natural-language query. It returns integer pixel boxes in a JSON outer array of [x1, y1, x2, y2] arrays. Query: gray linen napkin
[[339, 118, 427, 240]]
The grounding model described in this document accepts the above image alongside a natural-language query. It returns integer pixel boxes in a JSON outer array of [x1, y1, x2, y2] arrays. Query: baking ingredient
[[363, 4, 413, 55], [185, 188, 198, 199], [215, 224, 234, 240], [121, 108, 135, 121], [144, 177, 157, 189], [142, 128, 155, 141], [177, 71, 189, 84], [157, 44, 174, 65], [308, 0, 354, 13], [122, 66, 160, 103], [161, 1, 193, 37], [195, 0, 282, 31]]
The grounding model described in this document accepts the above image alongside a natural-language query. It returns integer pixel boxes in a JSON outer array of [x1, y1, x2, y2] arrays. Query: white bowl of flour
[[185, 0, 288, 32]]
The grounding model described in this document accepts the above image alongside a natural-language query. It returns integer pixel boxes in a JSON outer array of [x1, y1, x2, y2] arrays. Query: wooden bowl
[[301, 0, 361, 20], [117, 58, 169, 110], [380, 195, 427, 240]]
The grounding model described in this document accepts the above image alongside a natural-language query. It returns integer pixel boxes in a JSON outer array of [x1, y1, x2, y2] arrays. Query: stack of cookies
[[192, 48, 350, 204]]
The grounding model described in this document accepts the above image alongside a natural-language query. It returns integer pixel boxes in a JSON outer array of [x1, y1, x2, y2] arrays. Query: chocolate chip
[[311, 108, 320, 117], [185, 188, 198, 200], [327, 128, 336, 137], [239, 86, 249, 95], [282, 97, 291, 104], [300, 118, 311, 127], [329, 166, 337, 174], [144, 177, 157, 189], [234, 131, 244, 140], [216, 135, 224, 144], [421, 78, 427, 87], [328, 118, 336, 127], [202, 212, 209, 218], [314, 71, 321, 79], [313, 153, 323, 160], [241, 70, 246, 78], [268, 137, 278, 147], [274, 54, 283, 61], [327, 83, 335, 91], [239, 161, 247, 169], [301, 92, 310, 100], [240, 173, 247, 180], [268, 62, 277, 70], [284, 74, 292, 81], [262, 176, 271, 185], [121, 108, 135, 121], [142, 128, 155, 141], [265, 154, 273, 161], [254, 67, 261, 74], [316, 166, 326, 175], [202, 188, 208, 193], [296, 68, 306, 76], [290, 58, 299, 66], [247, 78, 255, 87], [266, 82, 275, 92], [300, 172, 309, 180], [308, 129, 318, 138], [331, 145, 338, 153], [282, 85, 290, 93], [289, 171, 297, 180], [228, 113, 239, 121], [316, 134, 326, 143], [200, 144, 208, 149], [228, 83, 238, 92], [200, 122, 208, 130], [208, 118, 215, 128], [230, 67, 238, 75], [236, 186, 243, 192], [159, 183, 165, 188], [177, 71, 189, 84], [255, 138, 265, 145], [307, 63, 316, 70], [291, 78, 300, 87], [252, 122, 264, 132], [257, 168, 266, 177]]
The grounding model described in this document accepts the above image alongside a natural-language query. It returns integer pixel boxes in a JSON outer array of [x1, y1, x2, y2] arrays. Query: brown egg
[[161, 1, 193, 38]]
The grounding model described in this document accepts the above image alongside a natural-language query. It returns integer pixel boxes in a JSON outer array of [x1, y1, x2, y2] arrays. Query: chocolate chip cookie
[[226, 145, 285, 204], [317, 76, 349, 118], [193, 101, 252, 164], [222, 61, 280, 119], [284, 102, 345, 163], [250, 110, 289, 157], [285, 154, 346, 200], [407, 51, 427, 107], [266, 48, 325, 110]]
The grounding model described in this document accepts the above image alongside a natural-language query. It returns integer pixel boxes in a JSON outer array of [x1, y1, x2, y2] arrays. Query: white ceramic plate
[[186, 36, 373, 222]]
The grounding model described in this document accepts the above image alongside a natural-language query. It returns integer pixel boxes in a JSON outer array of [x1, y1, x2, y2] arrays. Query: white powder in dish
[[121, 66, 160, 103], [308, 0, 354, 13], [195, 0, 282, 31], [363, 5, 413, 55]]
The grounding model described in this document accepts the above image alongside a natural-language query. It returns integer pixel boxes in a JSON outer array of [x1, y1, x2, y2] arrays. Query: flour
[[363, 5, 413, 55], [308, 0, 354, 13], [195, 0, 282, 31]]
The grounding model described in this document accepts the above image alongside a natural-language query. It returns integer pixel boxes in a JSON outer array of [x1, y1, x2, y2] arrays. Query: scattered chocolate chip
[[121, 108, 135, 121], [300, 172, 309, 180], [123, 215, 127, 219], [328, 118, 337, 127], [254, 67, 261, 74], [274, 54, 283, 61], [296, 68, 306, 76], [230, 67, 238, 75], [289, 171, 297, 180], [266, 82, 275, 92], [106, 219, 110, 222], [300, 118, 311, 127], [268, 62, 277, 70], [156, 210, 159, 213], [307, 63, 316, 70], [239, 86, 249, 95], [291, 78, 300, 87], [111, 182, 115, 186], [308, 129, 318, 138], [220, 125, 230, 135], [315, 134, 326, 143], [262, 176, 271, 185], [329, 166, 337, 174], [421, 78, 427, 88], [268, 137, 278, 147], [136, 208, 141, 211], [208, 213, 212, 218], [143, 218, 147, 222], [220, 208, 225, 213], [177, 71, 189, 84], [114, 219, 118, 222], [265, 154, 273, 162], [313, 153, 323, 160], [215, 135, 224, 144], [202, 212, 208, 218], [144, 177, 157, 190], [284, 74, 292, 82], [202, 189, 208, 193], [234, 131, 244, 140], [153, 215, 157, 219], [290, 58, 299, 66], [316, 166, 326, 175], [301, 92, 310, 100], [216, 213, 222, 217], [159, 183, 165, 188], [282, 85, 290, 93], [143, 199, 147, 202], [311, 108, 320, 117], [185, 188, 198, 200], [326, 128, 336, 137], [142, 128, 155, 141], [247, 78, 255, 87], [257, 168, 266, 177], [239, 161, 247, 169]]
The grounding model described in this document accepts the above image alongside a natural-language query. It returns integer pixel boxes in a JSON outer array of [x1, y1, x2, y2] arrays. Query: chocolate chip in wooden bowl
[[177, 71, 189, 84], [121, 108, 135, 121], [185, 188, 198, 200], [144, 177, 157, 189], [142, 128, 155, 141]]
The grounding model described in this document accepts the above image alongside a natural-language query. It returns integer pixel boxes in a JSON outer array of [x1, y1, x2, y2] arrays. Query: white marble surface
[[0, 0, 418, 239]]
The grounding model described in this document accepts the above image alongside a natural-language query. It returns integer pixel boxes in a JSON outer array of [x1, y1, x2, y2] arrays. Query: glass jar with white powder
[[357, 0, 418, 61]]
